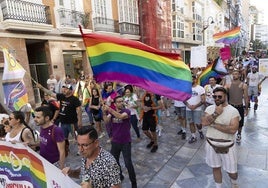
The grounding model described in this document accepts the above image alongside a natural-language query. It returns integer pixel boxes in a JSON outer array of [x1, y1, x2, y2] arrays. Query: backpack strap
[[51, 125, 56, 143], [20, 127, 28, 142]]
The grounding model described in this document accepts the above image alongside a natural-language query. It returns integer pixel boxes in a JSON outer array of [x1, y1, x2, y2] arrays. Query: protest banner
[[0, 141, 79, 188], [190, 46, 207, 68], [259, 58, 268, 76]]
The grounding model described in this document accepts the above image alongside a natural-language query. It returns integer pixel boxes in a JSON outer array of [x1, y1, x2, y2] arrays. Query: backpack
[[20, 126, 39, 151], [51, 125, 69, 157]]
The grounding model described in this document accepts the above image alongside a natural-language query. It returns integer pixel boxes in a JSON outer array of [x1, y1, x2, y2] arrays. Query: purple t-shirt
[[39, 125, 65, 164], [110, 109, 131, 144]]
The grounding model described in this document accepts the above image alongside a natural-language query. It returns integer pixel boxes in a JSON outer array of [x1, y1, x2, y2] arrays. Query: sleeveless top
[[91, 96, 100, 115], [5, 129, 23, 142], [229, 81, 244, 105]]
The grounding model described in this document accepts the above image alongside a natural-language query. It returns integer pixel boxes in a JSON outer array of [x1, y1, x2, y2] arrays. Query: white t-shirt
[[224, 74, 233, 85], [247, 72, 264, 87], [186, 85, 205, 111], [204, 84, 221, 105], [205, 104, 241, 141], [47, 78, 57, 91], [123, 93, 138, 116], [174, 100, 185, 107]]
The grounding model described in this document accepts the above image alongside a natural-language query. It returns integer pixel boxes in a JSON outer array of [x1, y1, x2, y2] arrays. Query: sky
[[250, 0, 268, 24]]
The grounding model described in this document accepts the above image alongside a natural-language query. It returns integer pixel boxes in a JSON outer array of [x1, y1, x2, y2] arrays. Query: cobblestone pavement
[[66, 80, 268, 188]]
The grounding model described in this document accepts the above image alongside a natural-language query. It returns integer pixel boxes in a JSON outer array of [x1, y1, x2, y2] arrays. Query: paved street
[[66, 80, 268, 188]]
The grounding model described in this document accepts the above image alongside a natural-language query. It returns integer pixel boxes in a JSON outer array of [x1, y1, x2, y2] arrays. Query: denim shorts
[[186, 110, 202, 124]]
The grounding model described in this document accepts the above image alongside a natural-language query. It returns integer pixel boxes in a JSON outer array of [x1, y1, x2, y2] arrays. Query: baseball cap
[[62, 84, 73, 90]]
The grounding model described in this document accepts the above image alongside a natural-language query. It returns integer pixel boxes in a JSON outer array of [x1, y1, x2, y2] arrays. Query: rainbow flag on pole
[[213, 26, 241, 44], [80, 27, 192, 101], [1, 47, 28, 111], [197, 58, 227, 87]]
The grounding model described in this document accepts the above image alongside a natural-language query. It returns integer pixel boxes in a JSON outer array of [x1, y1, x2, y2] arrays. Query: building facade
[[0, 0, 140, 109], [0, 0, 253, 110]]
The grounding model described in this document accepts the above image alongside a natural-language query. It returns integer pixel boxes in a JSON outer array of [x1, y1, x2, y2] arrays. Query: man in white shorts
[[201, 87, 240, 188]]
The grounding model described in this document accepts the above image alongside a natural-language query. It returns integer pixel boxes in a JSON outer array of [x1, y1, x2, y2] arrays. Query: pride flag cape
[[80, 27, 192, 101], [1, 47, 29, 111], [197, 57, 227, 87], [213, 26, 241, 44]]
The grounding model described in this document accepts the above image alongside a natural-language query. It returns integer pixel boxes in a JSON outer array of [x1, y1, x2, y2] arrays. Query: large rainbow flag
[[197, 57, 227, 87], [80, 28, 192, 101], [1, 47, 28, 111], [213, 26, 241, 44]]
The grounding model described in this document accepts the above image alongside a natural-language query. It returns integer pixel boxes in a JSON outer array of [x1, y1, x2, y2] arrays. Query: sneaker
[[177, 130, 183, 135], [158, 129, 162, 137], [236, 134, 241, 143], [199, 131, 204, 139], [151, 145, 158, 153], [254, 104, 258, 111], [188, 136, 197, 144], [146, 141, 154, 148], [181, 132, 186, 140]]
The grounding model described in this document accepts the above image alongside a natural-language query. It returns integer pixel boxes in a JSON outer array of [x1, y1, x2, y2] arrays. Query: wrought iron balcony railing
[[0, 0, 51, 24], [119, 22, 139, 35], [93, 17, 119, 33], [58, 8, 86, 28]]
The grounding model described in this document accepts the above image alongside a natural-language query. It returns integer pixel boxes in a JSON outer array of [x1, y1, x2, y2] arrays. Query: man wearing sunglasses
[[201, 87, 241, 188]]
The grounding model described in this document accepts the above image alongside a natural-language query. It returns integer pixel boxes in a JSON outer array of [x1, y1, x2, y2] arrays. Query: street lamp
[[202, 16, 214, 46]]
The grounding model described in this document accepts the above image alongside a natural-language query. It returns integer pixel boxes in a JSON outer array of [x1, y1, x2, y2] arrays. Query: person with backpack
[[5, 111, 36, 148], [140, 91, 163, 153], [34, 106, 66, 169]]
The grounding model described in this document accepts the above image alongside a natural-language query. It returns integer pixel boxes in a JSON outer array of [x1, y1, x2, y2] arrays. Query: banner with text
[[0, 141, 79, 188], [259, 58, 268, 76], [190, 46, 207, 68]]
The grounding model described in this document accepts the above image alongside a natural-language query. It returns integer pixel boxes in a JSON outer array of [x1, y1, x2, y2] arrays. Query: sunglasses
[[213, 95, 223, 99]]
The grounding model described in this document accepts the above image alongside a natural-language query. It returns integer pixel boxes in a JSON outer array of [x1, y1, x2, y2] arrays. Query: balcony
[[93, 17, 119, 33], [58, 8, 92, 36], [0, 0, 53, 32], [119, 22, 140, 36]]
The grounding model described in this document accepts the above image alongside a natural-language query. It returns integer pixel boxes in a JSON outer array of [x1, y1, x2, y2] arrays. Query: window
[[94, 0, 107, 19], [118, 0, 138, 24], [172, 15, 184, 38], [59, 0, 64, 6]]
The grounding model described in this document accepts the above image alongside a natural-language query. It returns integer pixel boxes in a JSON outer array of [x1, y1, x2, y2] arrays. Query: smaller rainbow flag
[[1, 47, 29, 111], [197, 58, 227, 87], [213, 26, 241, 44]]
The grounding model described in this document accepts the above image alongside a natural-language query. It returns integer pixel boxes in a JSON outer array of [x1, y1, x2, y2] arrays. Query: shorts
[[175, 106, 186, 118], [186, 110, 202, 124], [93, 113, 102, 122], [248, 86, 258, 97], [59, 123, 77, 139], [205, 142, 237, 173], [142, 116, 157, 132]]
